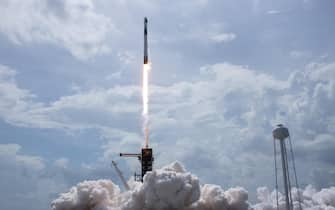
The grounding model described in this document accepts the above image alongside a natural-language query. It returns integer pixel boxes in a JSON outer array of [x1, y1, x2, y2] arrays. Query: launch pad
[[120, 148, 153, 182]]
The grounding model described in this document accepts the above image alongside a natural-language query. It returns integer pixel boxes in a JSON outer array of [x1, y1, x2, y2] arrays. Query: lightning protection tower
[[272, 124, 302, 210]]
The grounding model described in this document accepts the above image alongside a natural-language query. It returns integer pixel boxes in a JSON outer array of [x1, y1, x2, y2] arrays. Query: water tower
[[272, 124, 302, 210]]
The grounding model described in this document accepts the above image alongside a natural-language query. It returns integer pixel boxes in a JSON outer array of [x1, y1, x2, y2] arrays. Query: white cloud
[[0, 65, 61, 128], [0, 143, 44, 170], [117, 51, 136, 65], [307, 62, 335, 81], [266, 10, 281, 15], [0, 0, 114, 59], [0, 143, 123, 210], [106, 71, 123, 80], [52, 162, 248, 210], [289, 50, 310, 59], [0, 64, 140, 129], [52, 162, 335, 210], [0, 143, 72, 210], [210, 33, 236, 43], [1, 61, 335, 190], [54, 158, 69, 169]]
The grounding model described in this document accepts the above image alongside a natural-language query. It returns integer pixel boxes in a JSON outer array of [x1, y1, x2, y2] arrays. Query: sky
[[0, 0, 335, 209]]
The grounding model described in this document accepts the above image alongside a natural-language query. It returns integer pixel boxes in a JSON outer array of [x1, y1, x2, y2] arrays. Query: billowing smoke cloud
[[254, 185, 335, 210], [51, 180, 121, 210], [51, 162, 335, 210]]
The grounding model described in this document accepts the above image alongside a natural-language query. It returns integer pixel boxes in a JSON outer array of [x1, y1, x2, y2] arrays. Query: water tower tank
[[273, 124, 289, 140]]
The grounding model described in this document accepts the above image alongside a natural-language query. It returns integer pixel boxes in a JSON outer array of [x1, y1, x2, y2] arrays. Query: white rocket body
[[144, 17, 148, 64]]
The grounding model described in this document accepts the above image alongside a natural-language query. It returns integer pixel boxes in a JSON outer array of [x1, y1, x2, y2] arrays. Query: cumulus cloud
[[1, 143, 334, 210], [0, 64, 62, 128], [0, 143, 122, 210], [54, 158, 70, 169], [52, 162, 335, 210], [210, 33, 236, 43], [0, 64, 140, 130], [51, 162, 251, 210], [266, 10, 281, 15], [289, 50, 310, 59], [0, 61, 335, 190], [0, 143, 69, 210], [0, 143, 44, 170], [51, 179, 121, 210], [254, 185, 335, 210], [0, 0, 113, 59]]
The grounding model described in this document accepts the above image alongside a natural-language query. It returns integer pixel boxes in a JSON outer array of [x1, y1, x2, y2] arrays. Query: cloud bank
[[0, 143, 68, 210], [0, 0, 113, 59], [1, 61, 335, 190], [51, 162, 335, 210]]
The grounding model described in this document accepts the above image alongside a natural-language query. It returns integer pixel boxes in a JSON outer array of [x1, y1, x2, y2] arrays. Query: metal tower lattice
[[272, 124, 302, 210]]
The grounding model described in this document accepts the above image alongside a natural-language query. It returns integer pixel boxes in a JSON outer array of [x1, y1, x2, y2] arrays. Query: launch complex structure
[[119, 17, 153, 182]]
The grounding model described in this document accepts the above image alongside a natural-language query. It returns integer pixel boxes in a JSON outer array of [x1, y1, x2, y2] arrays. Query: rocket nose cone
[[144, 17, 148, 23]]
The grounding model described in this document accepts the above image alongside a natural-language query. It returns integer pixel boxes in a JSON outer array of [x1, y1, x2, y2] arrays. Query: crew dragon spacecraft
[[119, 17, 153, 182]]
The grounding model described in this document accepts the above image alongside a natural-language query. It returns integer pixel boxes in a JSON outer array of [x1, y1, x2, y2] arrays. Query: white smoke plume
[[51, 180, 121, 210], [51, 162, 335, 210], [254, 185, 335, 210]]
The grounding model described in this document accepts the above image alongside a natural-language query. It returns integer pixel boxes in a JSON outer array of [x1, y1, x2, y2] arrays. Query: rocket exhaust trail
[[143, 64, 150, 148], [118, 17, 153, 182], [143, 17, 150, 148]]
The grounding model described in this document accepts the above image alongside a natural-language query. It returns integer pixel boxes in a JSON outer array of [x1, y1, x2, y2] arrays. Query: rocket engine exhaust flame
[[143, 17, 150, 148], [142, 63, 150, 148]]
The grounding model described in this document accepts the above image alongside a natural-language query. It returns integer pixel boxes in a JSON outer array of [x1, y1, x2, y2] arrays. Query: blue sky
[[0, 0, 335, 209]]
